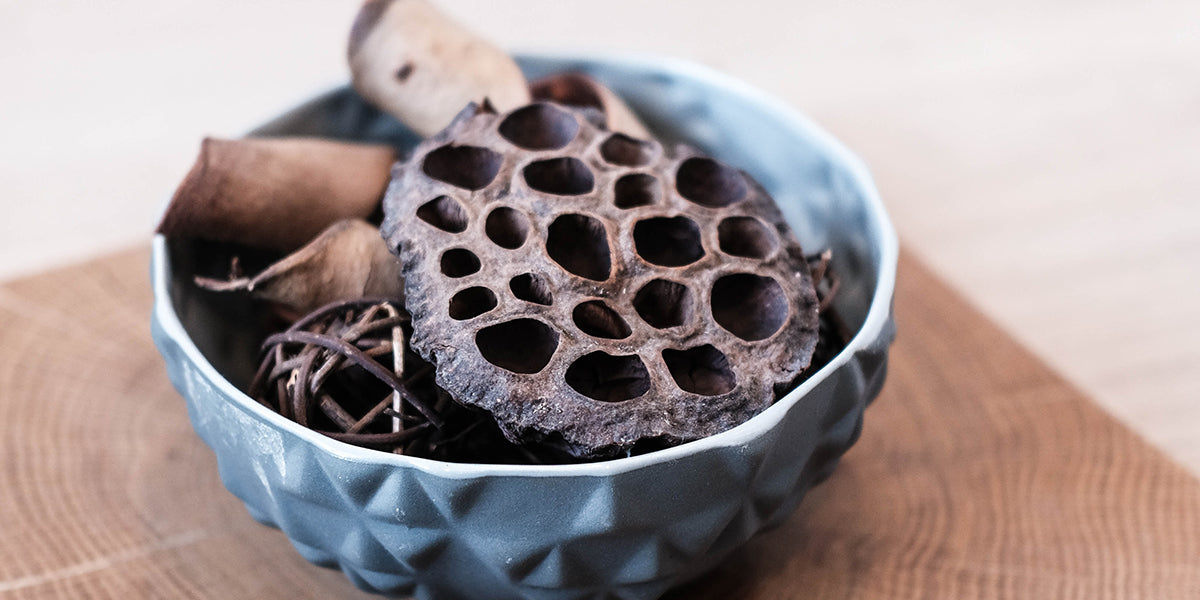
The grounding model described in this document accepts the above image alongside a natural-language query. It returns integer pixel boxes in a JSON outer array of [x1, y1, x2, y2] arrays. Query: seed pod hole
[[422, 145, 503, 191], [547, 214, 611, 281], [676, 157, 747, 208], [573, 300, 632, 339], [565, 352, 651, 403], [485, 206, 529, 249], [662, 345, 736, 396], [717, 216, 777, 258], [509, 273, 553, 305], [476, 319, 559, 374], [523, 157, 595, 196], [449, 287, 497, 320], [613, 173, 661, 209], [711, 274, 787, 341], [600, 134, 655, 167], [633, 216, 704, 267], [440, 248, 481, 278], [415, 195, 469, 233], [633, 279, 694, 329], [498, 103, 580, 151]]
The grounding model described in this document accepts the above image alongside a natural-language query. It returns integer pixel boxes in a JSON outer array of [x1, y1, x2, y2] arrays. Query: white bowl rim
[[151, 50, 898, 480]]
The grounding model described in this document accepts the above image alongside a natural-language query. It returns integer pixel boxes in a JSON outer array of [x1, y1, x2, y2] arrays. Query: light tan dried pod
[[195, 219, 404, 317], [348, 0, 531, 137], [530, 72, 651, 140], [158, 137, 396, 252]]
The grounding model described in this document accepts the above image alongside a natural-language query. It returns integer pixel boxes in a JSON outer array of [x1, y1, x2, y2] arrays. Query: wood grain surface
[[1, 248, 1198, 599]]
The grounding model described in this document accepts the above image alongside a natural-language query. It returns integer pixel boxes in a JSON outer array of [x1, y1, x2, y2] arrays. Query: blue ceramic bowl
[[151, 52, 897, 600]]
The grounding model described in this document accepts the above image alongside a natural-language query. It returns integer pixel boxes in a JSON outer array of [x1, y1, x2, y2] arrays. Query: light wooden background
[[1, 0, 1197, 476]]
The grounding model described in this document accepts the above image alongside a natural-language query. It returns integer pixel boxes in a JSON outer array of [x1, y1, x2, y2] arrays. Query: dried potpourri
[[195, 219, 405, 319], [247, 298, 578, 463], [158, 137, 395, 253], [155, 0, 853, 465], [241, 279, 845, 464], [380, 101, 823, 459]]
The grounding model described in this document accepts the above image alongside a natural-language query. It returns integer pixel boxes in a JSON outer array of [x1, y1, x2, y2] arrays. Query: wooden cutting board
[[1, 248, 1197, 599]]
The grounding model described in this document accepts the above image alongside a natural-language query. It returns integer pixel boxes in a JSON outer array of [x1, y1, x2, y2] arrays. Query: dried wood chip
[[195, 219, 403, 317], [158, 137, 396, 252]]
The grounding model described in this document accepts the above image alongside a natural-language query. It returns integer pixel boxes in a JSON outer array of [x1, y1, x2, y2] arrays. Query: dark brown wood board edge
[[0, 246, 1197, 599]]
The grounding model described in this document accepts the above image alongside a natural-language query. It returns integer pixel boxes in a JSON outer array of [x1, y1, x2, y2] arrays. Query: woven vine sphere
[[381, 101, 820, 458]]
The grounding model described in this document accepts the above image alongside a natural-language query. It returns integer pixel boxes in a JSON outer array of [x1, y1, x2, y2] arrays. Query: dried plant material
[[805, 251, 853, 378], [250, 298, 575, 464], [348, 0, 530, 137], [157, 137, 396, 252], [381, 102, 821, 458], [530, 72, 651, 140], [196, 219, 404, 317]]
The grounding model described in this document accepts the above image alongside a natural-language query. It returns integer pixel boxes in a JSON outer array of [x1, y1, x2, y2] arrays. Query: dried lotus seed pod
[[381, 101, 821, 458]]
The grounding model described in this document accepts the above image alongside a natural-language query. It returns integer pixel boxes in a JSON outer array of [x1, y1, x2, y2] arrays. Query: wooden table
[[2, 248, 1197, 599]]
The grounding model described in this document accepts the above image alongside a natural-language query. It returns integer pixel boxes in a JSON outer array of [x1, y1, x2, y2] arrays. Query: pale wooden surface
[[1, 248, 1198, 599], [1, 1, 1196, 475]]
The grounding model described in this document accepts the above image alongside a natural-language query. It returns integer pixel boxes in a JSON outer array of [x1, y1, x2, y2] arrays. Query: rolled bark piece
[[348, 0, 531, 137], [530, 72, 651, 140], [157, 137, 396, 253], [195, 219, 404, 317]]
